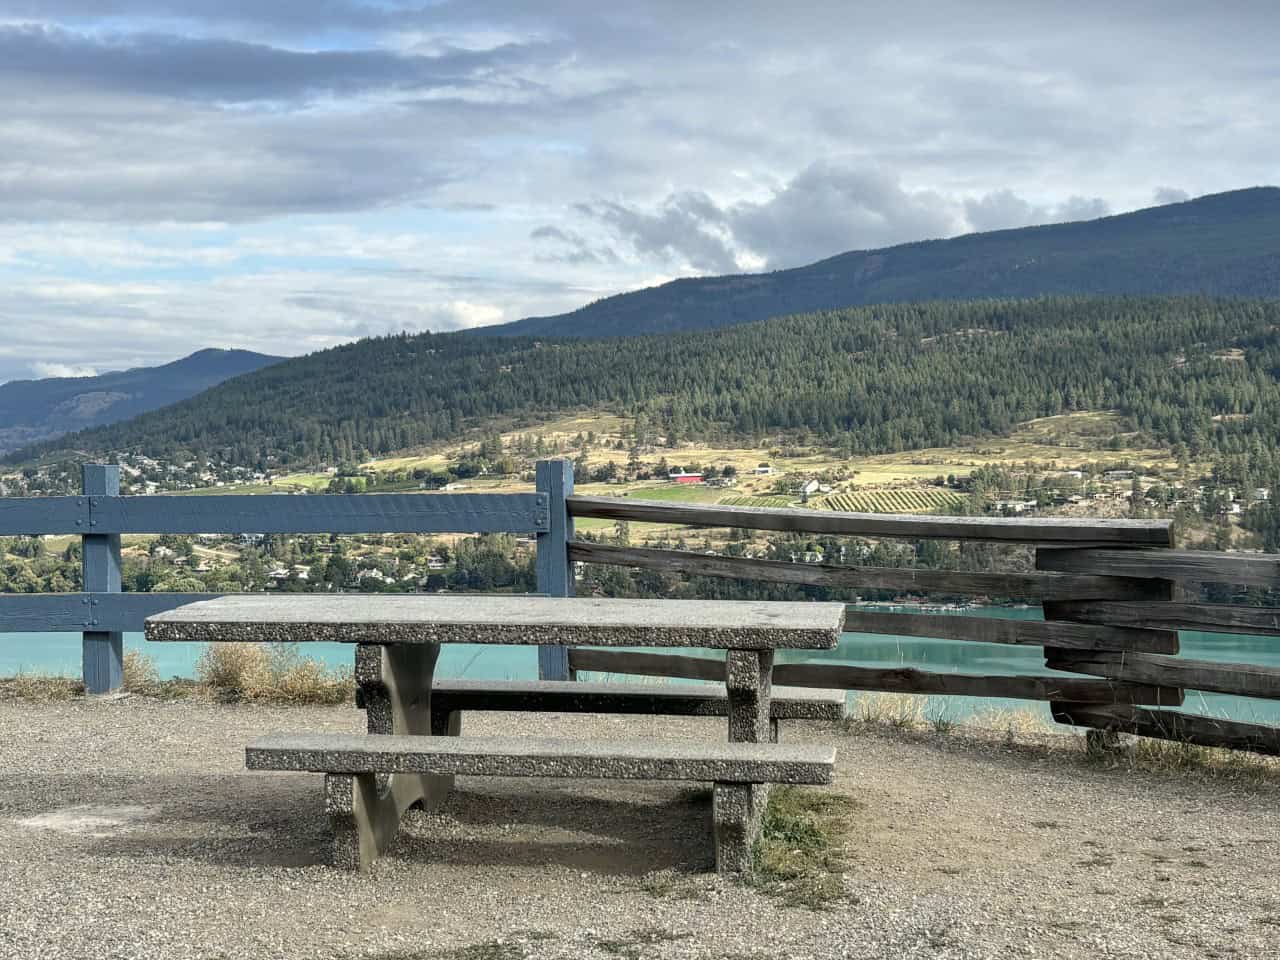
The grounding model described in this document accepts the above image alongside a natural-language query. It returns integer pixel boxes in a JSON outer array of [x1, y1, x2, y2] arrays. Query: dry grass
[[1084, 728, 1280, 784], [751, 786, 861, 909], [194, 643, 351, 704], [2, 645, 347, 705], [1, 673, 82, 702], [122, 649, 161, 693], [845, 693, 929, 730]]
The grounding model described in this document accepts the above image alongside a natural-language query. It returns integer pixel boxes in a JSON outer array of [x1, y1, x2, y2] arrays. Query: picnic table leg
[[716, 649, 775, 874], [341, 643, 441, 871]]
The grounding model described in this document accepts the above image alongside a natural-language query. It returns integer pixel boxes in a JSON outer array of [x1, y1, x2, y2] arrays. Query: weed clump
[[751, 786, 861, 909], [195, 642, 350, 704]]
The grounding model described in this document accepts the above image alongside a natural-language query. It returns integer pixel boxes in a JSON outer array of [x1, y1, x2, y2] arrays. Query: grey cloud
[[0, 24, 548, 103], [1154, 186, 1190, 204], [580, 164, 959, 271], [577, 193, 737, 273], [582, 164, 1123, 271], [730, 164, 960, 266], [964, 190, 1111, 233], [0, 83, 468, 221], [528, 225, 614, 264]]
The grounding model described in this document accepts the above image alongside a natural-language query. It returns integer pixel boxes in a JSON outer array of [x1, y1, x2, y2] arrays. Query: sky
[[0, 1, 1276, 383]]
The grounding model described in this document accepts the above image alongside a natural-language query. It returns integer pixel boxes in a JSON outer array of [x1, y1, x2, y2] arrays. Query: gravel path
[[2, 695, 1279, 959]]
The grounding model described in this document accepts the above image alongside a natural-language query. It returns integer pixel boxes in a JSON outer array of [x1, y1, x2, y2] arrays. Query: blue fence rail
[[1, 459, 576, 692]]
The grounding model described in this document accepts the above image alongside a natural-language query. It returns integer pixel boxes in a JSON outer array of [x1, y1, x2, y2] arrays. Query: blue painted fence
[[1, 459, 575, 692]]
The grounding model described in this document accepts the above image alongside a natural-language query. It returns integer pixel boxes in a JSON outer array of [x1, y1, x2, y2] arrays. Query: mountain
[[0, 349, 284, 455], [10, 297, 1280, 478], [486, 188, 1280, 338]]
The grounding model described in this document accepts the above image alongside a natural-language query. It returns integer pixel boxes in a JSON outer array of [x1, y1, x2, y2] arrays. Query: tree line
[[9, 296, 1280, 481]]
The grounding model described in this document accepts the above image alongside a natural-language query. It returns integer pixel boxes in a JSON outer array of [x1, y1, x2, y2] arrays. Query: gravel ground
[[2, 695, 1279, 960]]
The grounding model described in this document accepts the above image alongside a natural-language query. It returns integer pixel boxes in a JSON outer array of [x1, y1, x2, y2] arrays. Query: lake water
[[3, 605, 1276, 724]]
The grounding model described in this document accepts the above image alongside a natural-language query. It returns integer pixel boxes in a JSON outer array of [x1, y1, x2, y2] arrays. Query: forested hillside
[[12, 296, 1280, 480], [490, 188, 1280, 338], [0, 348, 282, 455]]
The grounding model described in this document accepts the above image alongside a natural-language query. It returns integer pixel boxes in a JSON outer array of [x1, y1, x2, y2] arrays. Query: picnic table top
[[144, 594, 843, 649]]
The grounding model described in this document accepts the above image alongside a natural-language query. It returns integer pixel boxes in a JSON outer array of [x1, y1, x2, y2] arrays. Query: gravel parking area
[[2, 695, 1279, 959]]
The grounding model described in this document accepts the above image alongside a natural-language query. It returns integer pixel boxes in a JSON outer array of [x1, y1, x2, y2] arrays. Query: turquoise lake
[[2, 605, 1276, 724]]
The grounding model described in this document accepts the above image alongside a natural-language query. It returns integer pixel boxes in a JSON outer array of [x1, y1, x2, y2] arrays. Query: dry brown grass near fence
[[1, 647, 351, 705], [195, 643, 351, 703]]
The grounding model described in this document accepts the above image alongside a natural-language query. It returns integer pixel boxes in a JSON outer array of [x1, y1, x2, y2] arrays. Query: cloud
[[0, 0, 1277, 372], [573, 163, 1112, 271], [29, 362, 100, 379], [730, 164, 960, 266], [1154, 186, 1190, 204], [0, 24, 549, 103], [963, 190, 1111, 233], [575, 193, 737, 272]]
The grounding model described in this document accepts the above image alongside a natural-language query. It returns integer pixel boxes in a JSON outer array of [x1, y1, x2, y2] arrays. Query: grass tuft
[[846, 692, 926, 730], [1083, 726, 1280, 783], [751, 786, 861, 909], [122, 650, 160, 694], [195, 642, 351, 704], [3, 672, 83, 702]]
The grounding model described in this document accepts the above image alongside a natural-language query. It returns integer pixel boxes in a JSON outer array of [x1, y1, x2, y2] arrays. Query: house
[[753, 463, 774, 475], [426, 555, 447, 571], [669, 470, 704, 484], [1104, 470, 1135, 481], [1255, 488, 1271, 501], [993, 499, 1037, 514]]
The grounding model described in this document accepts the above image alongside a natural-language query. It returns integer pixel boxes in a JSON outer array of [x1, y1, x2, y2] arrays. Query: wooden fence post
[[535, 458, 574, 680], [82, 464, 123, 694]]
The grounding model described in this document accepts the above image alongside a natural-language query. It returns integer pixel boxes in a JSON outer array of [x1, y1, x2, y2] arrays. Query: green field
[[817, 487, 964, 514]]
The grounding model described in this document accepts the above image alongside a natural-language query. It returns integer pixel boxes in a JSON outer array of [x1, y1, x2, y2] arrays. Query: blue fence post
[[82, 464, 123, 694], [535, 458, 574, 680]]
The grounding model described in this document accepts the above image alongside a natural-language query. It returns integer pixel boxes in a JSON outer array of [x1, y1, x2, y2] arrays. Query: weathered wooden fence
[[2, 457, 1279, 755], [0, 460, 575, 692], [564, 492, 1280, 756]]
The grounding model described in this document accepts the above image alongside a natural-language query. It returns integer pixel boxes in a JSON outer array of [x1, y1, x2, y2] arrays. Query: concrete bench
[[247, 732, 836, 874], [369, 679, 847, 740]]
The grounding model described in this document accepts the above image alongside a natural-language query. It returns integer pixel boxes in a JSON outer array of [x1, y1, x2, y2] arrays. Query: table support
[[343, 643, 442, 870], [721, 648, 775, 872]]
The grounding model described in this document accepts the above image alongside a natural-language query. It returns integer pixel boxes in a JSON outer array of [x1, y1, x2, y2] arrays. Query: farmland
[[816, 487, 966, 514], [718, 495, 796, 508]]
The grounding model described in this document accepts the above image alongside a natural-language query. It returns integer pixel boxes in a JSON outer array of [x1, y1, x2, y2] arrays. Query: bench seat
[[411, 679, 846, 739], [248, 732, 836, 874]]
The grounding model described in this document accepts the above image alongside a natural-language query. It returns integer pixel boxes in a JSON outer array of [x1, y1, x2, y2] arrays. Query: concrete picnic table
[[145, 595, 845, 851], [146, 595, 843, 738]]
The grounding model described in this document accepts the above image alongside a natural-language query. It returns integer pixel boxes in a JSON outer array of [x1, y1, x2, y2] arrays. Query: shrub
[[122, 650, 160, 694], [195, 643, 272, 698], [195, 642, 350, 704]]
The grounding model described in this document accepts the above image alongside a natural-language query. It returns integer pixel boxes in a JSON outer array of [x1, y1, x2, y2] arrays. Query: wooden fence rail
[[0, 462, 572, 693], [566, 648, 1183, 706], [567, 495, 1175, 546], [567, 541, 1169, 601], [566, 489, 1279, 756]]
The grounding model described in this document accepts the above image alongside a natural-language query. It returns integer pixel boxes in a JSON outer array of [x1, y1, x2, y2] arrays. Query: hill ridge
[[0, 348, 284, 455], [485, 187, 1280, 338]]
